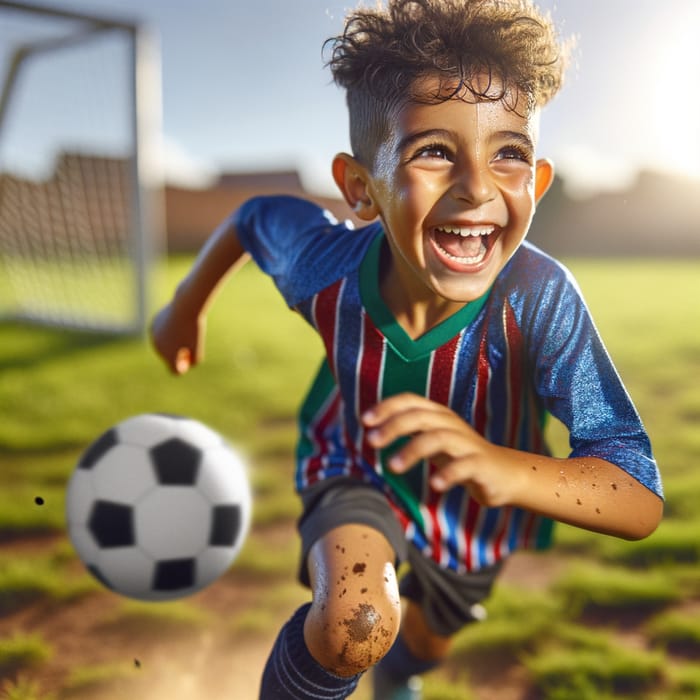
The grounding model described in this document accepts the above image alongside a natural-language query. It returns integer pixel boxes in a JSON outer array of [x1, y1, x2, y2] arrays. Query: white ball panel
[[97, 547, 156, 599], [197, 447, 251, 505], [136, 488, 210, 559], [65, 470, 96, 525], [116, 414, 179, 448], [196, 547, 238, 585], [91, 445, 157, 502], [174, 419, 224, 450]]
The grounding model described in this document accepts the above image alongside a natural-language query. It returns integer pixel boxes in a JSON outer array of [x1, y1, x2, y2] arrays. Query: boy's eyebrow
[[396, 128, 535, 154], [492, 130, 535, 153]]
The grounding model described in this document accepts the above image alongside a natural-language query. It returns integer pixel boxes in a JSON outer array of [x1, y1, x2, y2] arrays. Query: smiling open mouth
[[431, 225, 496, 265]]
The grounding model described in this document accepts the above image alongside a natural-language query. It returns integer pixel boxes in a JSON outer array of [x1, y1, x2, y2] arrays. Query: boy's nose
[[449, 161, 497, 208]]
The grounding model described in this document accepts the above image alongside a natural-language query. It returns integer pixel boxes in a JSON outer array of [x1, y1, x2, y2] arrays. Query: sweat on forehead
[[325, 0, 570, 166], [348, 69, 539, 169]]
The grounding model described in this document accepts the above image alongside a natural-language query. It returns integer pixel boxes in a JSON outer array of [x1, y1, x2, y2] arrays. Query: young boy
[[152, 1, 663, 698]]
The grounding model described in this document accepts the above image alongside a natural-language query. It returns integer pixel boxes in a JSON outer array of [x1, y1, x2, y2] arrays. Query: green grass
[[0, 259, 322, 453], [1, 257, 699, 698], [423, 676, 475, 700], [0, 255, 143, 331], [98, 598, 212, 638], [62, 663, 139, 698], [597, 518, 700, 567], [232, 530, 301, 578], [0, 675, 56, 700], [647, 610, 700, 655], [662, 663, 700, 698], [451, 585, 563, 663], [553, 562, 681, 617], [0, 551, 98, 614], [525, 644, 664, 698], [0, 634, 52, 678]]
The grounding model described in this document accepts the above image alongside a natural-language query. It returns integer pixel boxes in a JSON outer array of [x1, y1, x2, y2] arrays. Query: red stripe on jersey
[[491, 506, 511, 561], [473, 325, 490, 436], [426, 332, 461, 565], [357, 311, 385, 471], [313, 279, 343, 376], [428, 332, 461, 405], [504, 303, 523, 447]]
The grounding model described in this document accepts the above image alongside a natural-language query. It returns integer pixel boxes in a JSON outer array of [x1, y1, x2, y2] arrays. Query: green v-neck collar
[[358, 232, 491, 361]]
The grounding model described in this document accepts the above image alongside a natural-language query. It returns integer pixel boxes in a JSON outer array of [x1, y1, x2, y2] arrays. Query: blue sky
[[1, 0, 698, 197]]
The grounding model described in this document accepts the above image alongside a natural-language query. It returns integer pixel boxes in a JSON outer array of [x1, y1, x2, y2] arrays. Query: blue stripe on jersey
[[444, 487, 464, 570], [334, 275, 363, 450]]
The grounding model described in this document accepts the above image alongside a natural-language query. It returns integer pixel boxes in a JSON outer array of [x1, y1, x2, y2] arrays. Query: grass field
[[1, 257, 699, 699]]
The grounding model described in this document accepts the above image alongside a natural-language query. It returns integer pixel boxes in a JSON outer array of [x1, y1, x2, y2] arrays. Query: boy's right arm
[[151, 216, 249, 374]]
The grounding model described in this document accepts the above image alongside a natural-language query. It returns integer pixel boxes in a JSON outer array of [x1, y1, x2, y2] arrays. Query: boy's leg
[[373, 546, 500, 699], [305, 522, 402, 676], [259, 522, 401, 699], [259, 601, 361, 699], [371, 601, 450, 700]]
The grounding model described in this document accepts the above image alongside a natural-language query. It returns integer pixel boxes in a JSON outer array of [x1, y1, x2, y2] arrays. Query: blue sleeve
[[525, 257, 662, 498], [233, 195, 375, 308]]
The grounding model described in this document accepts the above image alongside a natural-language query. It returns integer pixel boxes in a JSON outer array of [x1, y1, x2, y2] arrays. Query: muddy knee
[[304, 524, 402, 676], [305, 583, 401, 676]]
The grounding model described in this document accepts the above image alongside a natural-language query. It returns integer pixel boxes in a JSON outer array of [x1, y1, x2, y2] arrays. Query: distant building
[[2, 153, 698, 256], [165, 170, 357, 251]]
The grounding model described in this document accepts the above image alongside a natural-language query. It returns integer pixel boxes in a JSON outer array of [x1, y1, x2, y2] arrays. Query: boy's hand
[[150, 301, 205, 375], [362, 393, 523, 507]]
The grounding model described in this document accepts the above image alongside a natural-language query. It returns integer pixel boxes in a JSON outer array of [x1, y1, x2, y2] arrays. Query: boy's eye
[[495, 145, 532, 163], [413, 144, 452, 161]]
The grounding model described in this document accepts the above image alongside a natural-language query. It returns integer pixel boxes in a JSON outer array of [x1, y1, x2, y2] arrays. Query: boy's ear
[[332, 153, 379, 221], [534, 158, 555, 204]]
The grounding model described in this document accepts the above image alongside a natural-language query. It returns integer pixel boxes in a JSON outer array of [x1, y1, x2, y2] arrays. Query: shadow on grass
[[0, 322, 134, 372]]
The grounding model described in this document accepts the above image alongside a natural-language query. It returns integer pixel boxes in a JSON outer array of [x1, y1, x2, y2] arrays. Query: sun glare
[[647, 12, 700, 180]]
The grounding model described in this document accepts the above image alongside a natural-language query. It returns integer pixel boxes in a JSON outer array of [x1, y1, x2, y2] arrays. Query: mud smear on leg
[[342, 603, 379, 643]]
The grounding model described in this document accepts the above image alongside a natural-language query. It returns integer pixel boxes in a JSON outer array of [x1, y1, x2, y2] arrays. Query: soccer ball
[[66, 413, 251, 601]]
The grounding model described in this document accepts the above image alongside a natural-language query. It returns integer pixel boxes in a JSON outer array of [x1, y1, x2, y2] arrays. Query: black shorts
[[297, 477, 502, 637]]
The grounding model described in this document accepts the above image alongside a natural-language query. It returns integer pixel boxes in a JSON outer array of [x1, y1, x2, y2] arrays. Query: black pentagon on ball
[[153, 558, 196, 591], [209, 504, 242, 547], [150, 438, 202, 485], [88, 500, 135, 547], [79, 428, 118, 469]]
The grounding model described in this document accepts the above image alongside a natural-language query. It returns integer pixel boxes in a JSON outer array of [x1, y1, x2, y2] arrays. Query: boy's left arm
[[363, 393, 663, 540]]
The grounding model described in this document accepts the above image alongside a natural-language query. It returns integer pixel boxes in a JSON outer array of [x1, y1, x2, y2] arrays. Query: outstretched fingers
[[363, 393, 464, 448], [361, 393, 512, 503]]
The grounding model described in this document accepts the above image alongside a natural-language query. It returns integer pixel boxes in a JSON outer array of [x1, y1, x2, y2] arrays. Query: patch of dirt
[[0, 532, 693, 699], [0, 527, 298, 700]]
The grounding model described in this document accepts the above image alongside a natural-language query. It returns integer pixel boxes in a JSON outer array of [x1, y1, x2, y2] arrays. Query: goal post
[[0, 0, 163, 335]]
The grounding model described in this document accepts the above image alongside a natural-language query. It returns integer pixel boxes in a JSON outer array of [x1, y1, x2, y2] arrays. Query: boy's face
[[363, 76, 552, 311]]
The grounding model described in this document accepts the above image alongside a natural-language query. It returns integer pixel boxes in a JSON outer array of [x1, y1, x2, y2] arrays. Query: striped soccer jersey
[[235, 196, 661, 573]]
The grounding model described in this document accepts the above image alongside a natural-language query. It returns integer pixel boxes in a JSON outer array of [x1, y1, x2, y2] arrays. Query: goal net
[[0, 0, 163, 334]]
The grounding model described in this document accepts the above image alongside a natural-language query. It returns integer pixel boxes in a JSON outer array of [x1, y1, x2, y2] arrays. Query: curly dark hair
[[325, 0, 571, 167]]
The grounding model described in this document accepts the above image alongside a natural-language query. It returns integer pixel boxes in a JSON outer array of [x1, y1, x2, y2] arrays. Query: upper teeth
[[436, 225, 494, 237]]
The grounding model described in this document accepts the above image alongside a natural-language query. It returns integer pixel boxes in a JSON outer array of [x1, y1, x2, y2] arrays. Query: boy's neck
[[379, 245, 468, 340]]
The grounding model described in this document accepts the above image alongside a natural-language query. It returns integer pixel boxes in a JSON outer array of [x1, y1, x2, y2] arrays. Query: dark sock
[[259, 603, 363, 699], [372, 633, 439, 697]]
